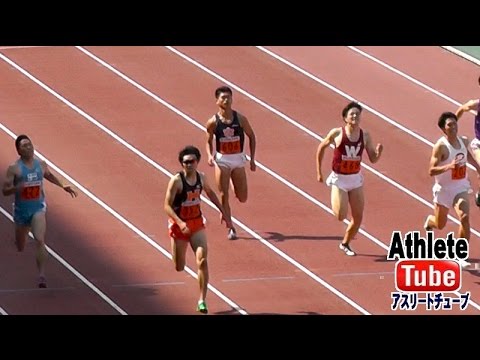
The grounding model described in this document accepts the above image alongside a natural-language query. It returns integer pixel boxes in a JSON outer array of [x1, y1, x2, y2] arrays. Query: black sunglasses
[[182, 159, 196, 165]]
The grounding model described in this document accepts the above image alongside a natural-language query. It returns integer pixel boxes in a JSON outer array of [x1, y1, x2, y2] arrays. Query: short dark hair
[[178, 145, 201, 164], [215, 86, 233, 99], [438, 112, 457, 129], [342, 101, 362, 119], [15, 134, 31, 151]]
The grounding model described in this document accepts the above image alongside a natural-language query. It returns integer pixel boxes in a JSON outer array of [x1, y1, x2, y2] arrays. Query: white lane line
[[0, 205, 128, 315], [222, 276, 295, 283], [157, 46, 480, 311], [0, 286, 76, 293], [252, 46, 480, 235], [442, 46, 480, 67], [112, 281, 185, 288], [0, 122, 247, 315], [77, 46, 480, 312], [2, 47, 371, 315]]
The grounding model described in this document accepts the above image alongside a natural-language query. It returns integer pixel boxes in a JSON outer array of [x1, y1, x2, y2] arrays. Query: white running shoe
[[459, 259, 471, 269], [339, 243, 356, 256], [424, 216, 432, 231], [227, 228, 237, 240]]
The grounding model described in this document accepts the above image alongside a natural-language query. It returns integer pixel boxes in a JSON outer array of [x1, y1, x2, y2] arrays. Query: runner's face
[[17, 139, 34, 158], [182, 155, 198, 173], [443, 118, 458, 136], [345, 108, 361, 125], [216, 92, 232, 109]]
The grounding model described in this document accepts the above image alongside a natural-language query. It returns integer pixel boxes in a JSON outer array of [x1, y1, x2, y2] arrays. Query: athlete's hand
[[207, 155, 215, 167], [63, 184, 78, 198], [376, 143, 383, 157], [317, 173, 324, 183], [250, 158, 256, 172], [179, 221, 191, 235]]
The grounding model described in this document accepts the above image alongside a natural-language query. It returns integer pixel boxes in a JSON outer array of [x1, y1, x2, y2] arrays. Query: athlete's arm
[[462, 136, 480, 176], [239, 114, 256, 171], [205, 117, 216, 167], [316, 128, 340, 182], [200, 172, 232, 228], [42, 160, 78, 197], [429, 142, 454, 176], [364, 131, 383, 164], [2, 164, 17, 196], [164, 175, 186, 229], [455, 99, 479, 120]]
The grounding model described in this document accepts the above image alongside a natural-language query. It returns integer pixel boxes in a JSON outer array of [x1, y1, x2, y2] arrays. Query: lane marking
[[0, 206, 128, 315]]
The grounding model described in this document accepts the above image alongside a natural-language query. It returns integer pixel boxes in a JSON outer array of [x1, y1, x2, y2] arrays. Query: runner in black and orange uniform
[[164, 145, 232, 314]]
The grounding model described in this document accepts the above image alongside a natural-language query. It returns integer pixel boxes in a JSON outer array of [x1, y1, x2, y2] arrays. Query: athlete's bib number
[[452, 164, 467, 180], [219, 140, 241, 154], [180, 205, 201, 220], [339, 160, 361, 174], [21, 185, 41, 200]]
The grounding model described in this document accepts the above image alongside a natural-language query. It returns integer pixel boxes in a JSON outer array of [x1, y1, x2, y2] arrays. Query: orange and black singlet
[[172, 171, 203, 220]]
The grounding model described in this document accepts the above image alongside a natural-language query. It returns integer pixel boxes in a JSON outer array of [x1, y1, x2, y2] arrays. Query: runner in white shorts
[[424, 112, 480, 268], [316, 101, 383, 256], [205, 86, 257, 240]]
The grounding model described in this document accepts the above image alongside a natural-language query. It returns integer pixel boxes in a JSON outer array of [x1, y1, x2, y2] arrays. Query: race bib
[[180, 205, 201, 220], [219, 138, 241, 154], [339, 160, 361, 174], [452, 164, 467, 180], [20, 182, 41, 200]]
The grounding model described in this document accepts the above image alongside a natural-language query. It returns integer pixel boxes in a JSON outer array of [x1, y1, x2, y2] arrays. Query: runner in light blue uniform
[[2, 135, 78, 288], [13, 158, 46, 225]]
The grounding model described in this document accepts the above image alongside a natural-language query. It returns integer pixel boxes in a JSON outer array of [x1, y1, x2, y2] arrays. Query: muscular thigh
[[190, 229, 207, 255], [31, 210, 46, 241], [231, 167, 247, 195]]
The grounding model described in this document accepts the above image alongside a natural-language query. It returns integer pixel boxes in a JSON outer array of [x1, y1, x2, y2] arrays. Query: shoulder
[[460, 135, 470, 146], [236, 111, 248, 125], [170, 173, 183, 185], [197, 171, 206, 183], [7, 162, 19, 175], [433, 138, 448, 152], [329, 127, 342, 138], [206, 116, 217, 129]]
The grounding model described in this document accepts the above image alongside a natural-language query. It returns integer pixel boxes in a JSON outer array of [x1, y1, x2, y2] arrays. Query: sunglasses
[[182, 159, 197, 165]]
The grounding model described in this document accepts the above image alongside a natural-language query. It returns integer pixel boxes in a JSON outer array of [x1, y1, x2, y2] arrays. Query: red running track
[[0, 46, 479, 315]]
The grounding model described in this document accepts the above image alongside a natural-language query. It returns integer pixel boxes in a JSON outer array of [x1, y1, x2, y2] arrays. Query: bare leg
[[171, 237, 189, 272], [215, 164, 236, 238], [31, 211, 47, 287], [330, 185, 349, 221], [15, 225, 30, 252], [453, 192, 470, 241], [231, 167, 248, 203], [343, 187, 364, 246], [190, 229, 208, 313], [424, 203, 449, 230]]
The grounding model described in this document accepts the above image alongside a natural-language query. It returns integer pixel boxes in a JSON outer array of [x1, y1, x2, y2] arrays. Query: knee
[[197, 256, 207, 269], [334, 210, 346, 221]]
